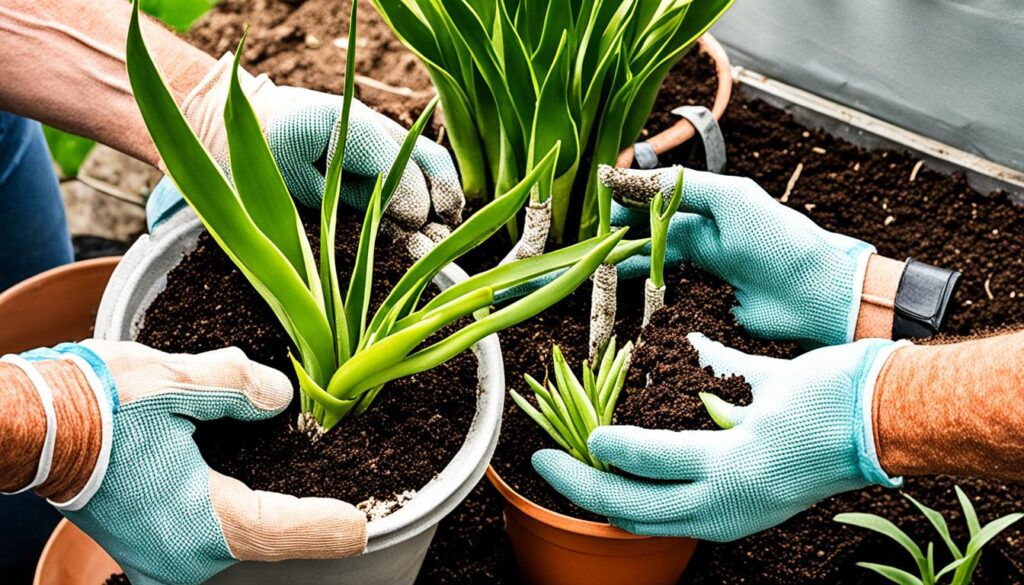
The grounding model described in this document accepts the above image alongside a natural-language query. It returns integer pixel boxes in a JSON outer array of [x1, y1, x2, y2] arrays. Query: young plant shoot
[[834, 486, 1023, 585], [372, 0, 734, 246], [511, 337, 633, 471], [125, 0, 634, 432], [645, 167, 684, 326]]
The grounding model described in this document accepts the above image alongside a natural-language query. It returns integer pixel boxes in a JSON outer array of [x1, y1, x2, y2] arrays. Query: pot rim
[[0, 256, 121, 306], [486, 465, 652, 541], [94, 210, 504, 553], [615, 32, 733, 169]]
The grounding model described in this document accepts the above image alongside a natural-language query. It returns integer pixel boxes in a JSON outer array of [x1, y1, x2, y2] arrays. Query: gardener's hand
[[532, 333, 904, 542], [1, 341, 366, 585], [601, 165, 876, 346], [148, 52, 464, 243]]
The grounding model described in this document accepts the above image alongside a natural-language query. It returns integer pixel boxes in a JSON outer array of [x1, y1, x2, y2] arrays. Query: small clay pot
[[34, 520, 119, 585], [0, 257, 120, 354], [615, 33, 733, 169], [486, 466, 697, 585]]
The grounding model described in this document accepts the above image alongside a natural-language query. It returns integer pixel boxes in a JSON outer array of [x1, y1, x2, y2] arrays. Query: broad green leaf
[[964, 513, 1023, 557], [343, 176, 383, 352], [126, 0, 335, 382], [224, 33, 315, 289], [351, 227, 626, 393], [956, 486, 981, 537], [140, 0, 216, 32]]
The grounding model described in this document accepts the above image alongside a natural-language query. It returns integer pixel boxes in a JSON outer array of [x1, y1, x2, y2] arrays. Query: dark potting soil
[[136, 209, 477, 514]]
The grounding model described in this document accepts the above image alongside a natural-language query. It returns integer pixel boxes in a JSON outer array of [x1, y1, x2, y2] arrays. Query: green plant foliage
[[372, 0, 733, 243], [140, 0, 218, 32], [42, 126, 96, 177], [511, 336, 633, 470], [126, 0, 635, 431], [834, 486, 1023, 585], [649, 167, 684, 288]]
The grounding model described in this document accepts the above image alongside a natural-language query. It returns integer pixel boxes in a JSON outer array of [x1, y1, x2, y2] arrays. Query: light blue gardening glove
[[599, 165, 876, 346], [13, 341, 366, 585], [150, 52, 464, 239], [532, 333, 905, 542]]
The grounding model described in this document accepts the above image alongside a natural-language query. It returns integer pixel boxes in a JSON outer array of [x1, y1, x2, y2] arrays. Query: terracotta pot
[[616, 33, 733, 169], [34, 520, 119, 585], [0, 256, 120, 354], [486, 467, 697, 585]]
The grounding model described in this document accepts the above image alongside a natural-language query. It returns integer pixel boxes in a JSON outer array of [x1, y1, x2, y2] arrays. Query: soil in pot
[[135, 209, 477, 515], [419, 97, 1024, 583]]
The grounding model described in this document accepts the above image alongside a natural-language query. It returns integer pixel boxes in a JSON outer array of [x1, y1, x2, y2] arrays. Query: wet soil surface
[[137, 209, 477, 514]]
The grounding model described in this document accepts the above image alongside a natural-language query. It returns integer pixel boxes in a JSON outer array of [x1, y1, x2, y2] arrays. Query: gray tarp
[[712, 0, 1024, 172]]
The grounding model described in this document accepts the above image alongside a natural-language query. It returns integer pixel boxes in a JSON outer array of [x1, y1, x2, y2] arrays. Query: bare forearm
[[874, 331, 1024, 481], [0, 0, 215, 166], [0, 360, 100, 501]]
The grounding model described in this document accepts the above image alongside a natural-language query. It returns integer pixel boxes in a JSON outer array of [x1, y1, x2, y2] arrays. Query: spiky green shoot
[[649, 168, 685, 289], [511, 337, 633, 470], [834, 486, 1023, 585]]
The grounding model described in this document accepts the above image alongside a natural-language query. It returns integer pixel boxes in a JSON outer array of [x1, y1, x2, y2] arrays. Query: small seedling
[[511, 337, 633, 470], [834, 486, 1023, 585]]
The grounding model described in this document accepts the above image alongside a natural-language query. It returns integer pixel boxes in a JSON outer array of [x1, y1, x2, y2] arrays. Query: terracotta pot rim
[[0, 256, 121, 306], [615, 32, 733, 169], [486, 465, 651, 541]]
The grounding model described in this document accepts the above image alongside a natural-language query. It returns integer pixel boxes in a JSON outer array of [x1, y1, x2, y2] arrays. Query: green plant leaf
[[834, 513, 927, 575], [140, 0, 217, 32], [964, 513, 1023, 557], [511, 390, 573, 453], [935, 557, 968, 582], [343, 175, 383, 352], [854, 563, 924, 585], [903, 493, 962, 560], [41, 127, 95, 177], [956, 486, 982, 537]]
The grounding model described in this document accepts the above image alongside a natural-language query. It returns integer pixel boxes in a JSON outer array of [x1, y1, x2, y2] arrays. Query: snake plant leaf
[[126, 0, 336, 381], [511, 390, 574, 453], [343, 175, 383, 352], [834, 513, 928, 576], [903, 493, 962, 560], [224, 33, 316, 292]]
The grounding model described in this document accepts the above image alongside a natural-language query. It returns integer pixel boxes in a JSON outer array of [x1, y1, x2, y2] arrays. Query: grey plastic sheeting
[[711, 0, 1024, 172]]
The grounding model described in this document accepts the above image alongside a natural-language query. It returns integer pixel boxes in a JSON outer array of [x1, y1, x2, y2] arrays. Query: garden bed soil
[[136, 209, 477, 515]]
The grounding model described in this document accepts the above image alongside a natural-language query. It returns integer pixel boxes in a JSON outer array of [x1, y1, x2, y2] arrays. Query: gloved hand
[[532, 333, 904, 542], [600, 165, 876, 346], [8, 340, 366, 585], [148, 52, 464, 242]]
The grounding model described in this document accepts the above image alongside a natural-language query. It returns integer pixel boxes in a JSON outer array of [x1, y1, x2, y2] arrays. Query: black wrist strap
[[891, 258, 961, 340]]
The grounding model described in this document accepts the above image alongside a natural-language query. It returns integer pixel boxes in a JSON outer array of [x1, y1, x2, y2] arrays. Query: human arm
[[601, 166, 958, 345], [0, 0, 212, 166], [533, 329, 1024, 541], [0, 0, 464, 242], [1, 340, 366, 585]]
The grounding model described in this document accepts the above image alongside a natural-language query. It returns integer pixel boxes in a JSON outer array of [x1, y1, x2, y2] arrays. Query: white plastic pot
[[94, 209, 505, 585]]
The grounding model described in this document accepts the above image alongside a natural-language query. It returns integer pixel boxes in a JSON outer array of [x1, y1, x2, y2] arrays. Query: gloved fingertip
[[587, 425, 642, 459], [685, 331, 713, 349], [530, 449, 583, 482], [245, 362, 294, 414]]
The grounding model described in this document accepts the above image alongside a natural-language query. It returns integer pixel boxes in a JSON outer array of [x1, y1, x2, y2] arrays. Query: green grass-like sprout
[[371, 0, 733, 244], [511, 337, 633, 470], [649, 168, 684, 289], [834, 486, 1023, 585], [125, 0, 633, 431]]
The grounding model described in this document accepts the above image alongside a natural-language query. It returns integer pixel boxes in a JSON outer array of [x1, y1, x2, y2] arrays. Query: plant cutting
[[645, 168, 684, 326], [835, 486, 1023, 585], [126, 0, 635, 432], [511, 336, 633, 471], [371, 0, 733, 247]]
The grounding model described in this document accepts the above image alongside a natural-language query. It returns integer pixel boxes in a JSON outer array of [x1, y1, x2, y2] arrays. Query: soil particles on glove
[[137, 208, 477, 517]]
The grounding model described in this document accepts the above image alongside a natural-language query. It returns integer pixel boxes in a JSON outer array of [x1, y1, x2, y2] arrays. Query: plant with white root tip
[[645, 168, 685, 326]]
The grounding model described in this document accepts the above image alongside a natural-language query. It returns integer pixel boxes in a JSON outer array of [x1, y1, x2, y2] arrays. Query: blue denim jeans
[[0, 111, 69, 582], [0, 111, 73, 291]]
